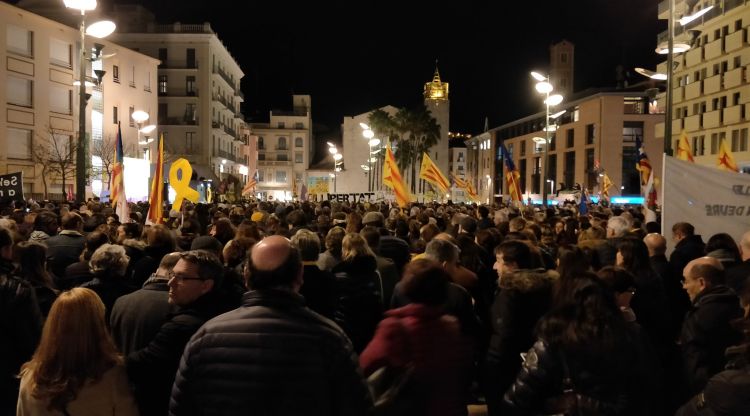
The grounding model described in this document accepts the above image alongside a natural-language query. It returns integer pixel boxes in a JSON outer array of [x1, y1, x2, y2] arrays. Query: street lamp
[[531, 71, 563, 207], [328, 142, 342, 193], [65, 0, 115, 203]]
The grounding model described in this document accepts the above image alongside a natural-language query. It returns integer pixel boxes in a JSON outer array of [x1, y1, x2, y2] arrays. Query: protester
[[17, 288, 138, 415], [14, 241, 58, 317], [80, 244, 133, 323], [291, 229, 336, 319], [62, 231, 110, 290], [45, 212, 85, 281], [169, 236, 373, 415]]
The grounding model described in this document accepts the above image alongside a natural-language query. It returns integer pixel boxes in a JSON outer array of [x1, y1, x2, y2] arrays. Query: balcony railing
[[212, 66, 235, 89], [160, 60, 199, 70], [236, 90, 245, 99], [224, 125, 237, 138], [656, 0, 745, 43], [160, 89, 199, 97], [212, 94, 231, 109], [160, 117, 199, 126]]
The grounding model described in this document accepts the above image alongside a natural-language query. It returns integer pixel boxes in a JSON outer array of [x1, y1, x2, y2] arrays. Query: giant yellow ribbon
[[169, 158, 199, 211]]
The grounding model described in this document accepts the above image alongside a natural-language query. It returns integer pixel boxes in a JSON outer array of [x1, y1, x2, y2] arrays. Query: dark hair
[[537, 275, 636, 368], [705, 233, 741, 260], [554, 245, 591, 303], [211, 218, 236, 246], [179, 250, 224, 286], [617, 238, 652, 275], [672, 222, 695, 237], [0, 226, 13, 249], [245, 242, 302, 290], [597, 266, 636, 294], [81, 231, 110, 262], [359, 226, 380, 252], [286, 209, 307, 228], [34, 211, 58, 234], [15, 241, 55, 290], [400, 259, 449, 306], [60, 213, 83, 230], [119, 222, 142, 240], [478, 205, 489, 219], [495, 240, 533, 270]]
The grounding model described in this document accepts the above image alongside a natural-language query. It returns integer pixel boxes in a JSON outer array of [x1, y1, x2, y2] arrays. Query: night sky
[[37, 0, 667, 135]]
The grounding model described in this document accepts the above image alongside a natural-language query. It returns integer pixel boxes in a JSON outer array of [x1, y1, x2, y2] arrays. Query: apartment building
[[655, 0, 750, 170], [1, 1, 158, 198], [112, 6, 250, 185], [249, 95, 313, 201], [469, 90, 663, 204]]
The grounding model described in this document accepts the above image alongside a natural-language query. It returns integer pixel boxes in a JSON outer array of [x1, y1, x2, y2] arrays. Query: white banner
[[662, 154, 750, 254]]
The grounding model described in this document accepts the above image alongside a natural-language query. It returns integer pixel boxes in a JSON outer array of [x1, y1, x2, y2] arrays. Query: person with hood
[[680, 256, 743, 396], [331, 232, 383, 353], [483, 240, 558, 416]]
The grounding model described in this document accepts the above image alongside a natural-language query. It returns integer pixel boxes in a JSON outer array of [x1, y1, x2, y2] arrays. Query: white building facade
[[1, 1, 158, 199]]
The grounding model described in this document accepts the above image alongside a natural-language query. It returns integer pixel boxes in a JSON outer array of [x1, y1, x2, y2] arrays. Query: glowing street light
[[530, 70, 564, 207]]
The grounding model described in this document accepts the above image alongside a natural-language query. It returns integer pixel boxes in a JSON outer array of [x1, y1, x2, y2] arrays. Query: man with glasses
[[170, 235, 372, 415], [126, 250, 227, 416], [679, 256, 743, 397]]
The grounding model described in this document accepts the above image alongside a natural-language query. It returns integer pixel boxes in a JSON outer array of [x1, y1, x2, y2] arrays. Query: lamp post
[[327, 142, 341, 193], [531, 71, 563, 207], [64, 0, 115, 204]]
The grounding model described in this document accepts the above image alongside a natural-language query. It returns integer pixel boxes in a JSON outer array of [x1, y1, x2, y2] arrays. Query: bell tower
[[423, 64, 450, 193]]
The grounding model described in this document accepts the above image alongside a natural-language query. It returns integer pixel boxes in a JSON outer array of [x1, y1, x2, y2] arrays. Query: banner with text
[[663, 155, 750, 254], [0, 172, 23, 202]]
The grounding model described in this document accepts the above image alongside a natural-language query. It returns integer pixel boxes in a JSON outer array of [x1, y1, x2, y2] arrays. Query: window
[[185, 104, 196, 123], [276, 170, 287, 183], [186, 76, 196, 96], [258, 137, 264, 150], [277, 137, 287, 150], [564, 151, 575, 190], [520, 140, 526, 156], [158, 48, 167, 66], [295, 137, 303, 147], [158, 103, 168, 124], [49, 85, 71, 114], [295, 122, 303, 129], [113, 65, 120, 83], [586, 124, 595, 145], [187, 48, 196, 68], [113, 106, 118, 124], [693, 136, 705, 156], [129, 106, 135, 127], [548, 154, 557, 191], [130, 66, 136, 87], [295, 152, 303, 163], [278, 122, 285, 129], [6, 25, 33, 57], [560, 53, 568, 64], [277, 154, 288, 161], [49, 38, 71, 67], [7, 128, 31, 160], [158, 75, 167, 94], [258, 170, 265, 182], [7, 77, 32, 107], [549, 135, 556, 151], [585, 148, 596, 188], [711, 133, 720, 154], [186, 132, 196, 152], [566, 129, 574, 148], [258, 153, 265, 161], [144, 71, 151, 92]]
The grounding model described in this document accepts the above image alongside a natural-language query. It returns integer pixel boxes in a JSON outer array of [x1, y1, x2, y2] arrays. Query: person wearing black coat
[[0, 227, 42, 415], [726, 230, 750, 293], [169, 236, 372, 416], [127, 250, 227, 416], [669, 222, 706, 282], [483, 240, 557, 416], [292, 230, 337, 320], [80, 244, 135, 324], [45, 213, 86, 281], [331, 235, 383, 353], [679, 257, 744, 396], [129, 224, 176, 288]]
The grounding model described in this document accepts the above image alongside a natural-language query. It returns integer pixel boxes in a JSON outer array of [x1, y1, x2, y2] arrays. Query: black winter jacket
[[331, 255, 383, 353], [111, 279, 172, 356], [679, 285, 743, 395], [670, 235, 706, 280], [45, 230, 85, 280], [169, 289, 373, 416], [127, 291, 226, 416], [0, 259, 42, 414]]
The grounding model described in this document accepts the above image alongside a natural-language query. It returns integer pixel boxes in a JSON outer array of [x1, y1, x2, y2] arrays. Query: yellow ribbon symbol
[[169, 158, 199, 211]]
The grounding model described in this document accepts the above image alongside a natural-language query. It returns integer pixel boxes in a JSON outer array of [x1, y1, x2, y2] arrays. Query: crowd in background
[[1, 197, 749, 415]]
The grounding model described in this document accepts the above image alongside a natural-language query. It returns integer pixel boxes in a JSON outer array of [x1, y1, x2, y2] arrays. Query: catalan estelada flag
[[419, 152, 450, 195], [635, 136, 652, 187], [242, 170, 258, 196], [146, 133, 164, 225], [676, 130, 695, 162], [383, 144, 411, 207], [452, 174, 479, 202], [601, 173, 613, 197], [718, 137, 740, 172], [500, 142, 523, 203], [110, 122, 129, 221]]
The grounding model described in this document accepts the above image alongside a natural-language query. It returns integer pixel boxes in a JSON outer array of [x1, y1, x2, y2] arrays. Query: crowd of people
[[1, 197, 749, 415]]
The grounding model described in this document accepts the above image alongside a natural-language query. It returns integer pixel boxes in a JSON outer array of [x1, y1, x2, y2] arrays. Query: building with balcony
[[249, 95, 312, 201], [111, 5, 249, 184], [2, 1, 159, 199], [655, 0, 750, 171], [468, 90, 663, 204]]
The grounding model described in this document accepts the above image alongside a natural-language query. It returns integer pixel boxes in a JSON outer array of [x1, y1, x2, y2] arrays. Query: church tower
[[550, 40, 574, 96], [423, 65, 451, 195]]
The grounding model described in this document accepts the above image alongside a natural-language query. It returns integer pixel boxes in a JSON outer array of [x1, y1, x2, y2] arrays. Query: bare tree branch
[[91, 134, 116, 190], [32, 126, 77, 199]]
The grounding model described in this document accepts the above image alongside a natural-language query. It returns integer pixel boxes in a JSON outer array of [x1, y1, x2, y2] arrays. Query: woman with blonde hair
[[17, 287, 138, 415], [331, 233, 383, 352]]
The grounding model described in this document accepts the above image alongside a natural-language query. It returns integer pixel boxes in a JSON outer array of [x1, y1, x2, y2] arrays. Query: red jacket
[[360, 303, 472, 416]]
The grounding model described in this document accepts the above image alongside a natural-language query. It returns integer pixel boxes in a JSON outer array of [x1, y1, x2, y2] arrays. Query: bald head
[[246, 235, 302, 291], [643, 233, 667, 257]]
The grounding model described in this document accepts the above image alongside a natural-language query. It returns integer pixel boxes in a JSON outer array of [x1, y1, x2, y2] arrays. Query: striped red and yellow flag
[[146, 134, 164, 224], [717, 137, 740, 172], [676, 130, 695, 162], [109, 122, 129, 220], [242, 170, 258, 196], [419, 152, 450, 195], [383, 145, 411, 207]]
